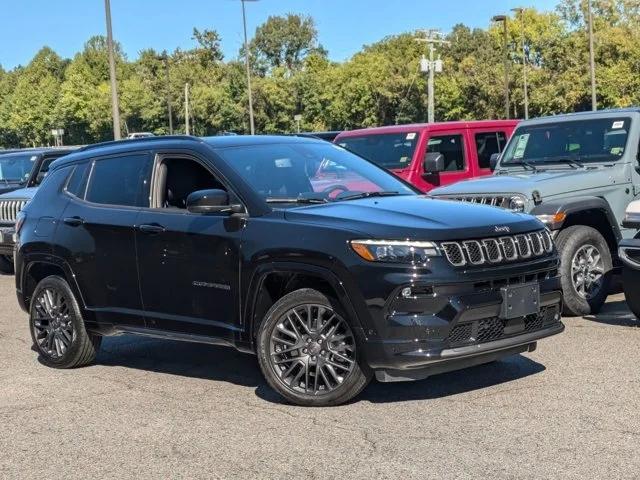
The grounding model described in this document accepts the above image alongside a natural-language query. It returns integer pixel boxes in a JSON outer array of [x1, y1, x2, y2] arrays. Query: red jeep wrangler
[[334, 120, 519, 192]]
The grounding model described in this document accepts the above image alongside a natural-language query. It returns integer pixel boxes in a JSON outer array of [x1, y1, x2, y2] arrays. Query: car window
[[85, 154, 152, 207], [426, 134, 465, 171], [215, 142, 415, 202], [65, 162, 90, 198], [337, 132, 419, 170], [475, 132, 507, 169], [156, 157, 226, 209]]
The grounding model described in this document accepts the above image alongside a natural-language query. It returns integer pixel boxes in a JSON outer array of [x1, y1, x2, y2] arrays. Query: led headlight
[[508, 195, 526, 212], [350, 239, 440, 265]]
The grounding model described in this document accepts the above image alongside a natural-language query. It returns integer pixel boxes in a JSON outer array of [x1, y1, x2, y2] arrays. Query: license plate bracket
[[500, 282, 540, 319]]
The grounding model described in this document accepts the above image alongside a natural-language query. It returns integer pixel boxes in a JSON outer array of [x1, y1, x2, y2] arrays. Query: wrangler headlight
[[508, 195, 526, 212], [350, 239, 440, 265]]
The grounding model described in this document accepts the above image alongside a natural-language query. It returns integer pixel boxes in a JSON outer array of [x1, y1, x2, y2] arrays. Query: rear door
[[56, 152, 152, 327], [472, 128, 510, 176]]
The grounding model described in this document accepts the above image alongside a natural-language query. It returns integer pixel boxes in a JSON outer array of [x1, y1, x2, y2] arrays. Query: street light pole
[[512, 8, 529, 119], [104, 0, 121, 139], [587, 0, 597, 110], [416, 30, 449, 124], [492, 15, 510, 119], [241, 0, 257, 135], [184, 83, 190, 135], [163, 51, 173, 134]]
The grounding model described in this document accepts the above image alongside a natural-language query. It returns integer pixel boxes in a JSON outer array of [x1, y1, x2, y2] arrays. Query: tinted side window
[[426, 135, 465, 171], [65, 163, 90, 198], [475, 132, 507, 169], [85, 154, 151, 207]]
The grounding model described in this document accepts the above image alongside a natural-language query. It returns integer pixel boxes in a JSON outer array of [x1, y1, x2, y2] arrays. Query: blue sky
[[0, 0, 559, 69]]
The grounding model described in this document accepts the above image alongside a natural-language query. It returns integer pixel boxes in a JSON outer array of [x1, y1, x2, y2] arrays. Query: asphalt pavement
[[1, 275, 639, 479]]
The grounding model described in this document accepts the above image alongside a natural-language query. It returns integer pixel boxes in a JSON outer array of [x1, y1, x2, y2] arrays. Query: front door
[[135, 154, 242, 339]]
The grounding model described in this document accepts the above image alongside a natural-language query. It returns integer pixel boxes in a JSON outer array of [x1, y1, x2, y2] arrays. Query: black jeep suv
[[15, 135, 564, 406]]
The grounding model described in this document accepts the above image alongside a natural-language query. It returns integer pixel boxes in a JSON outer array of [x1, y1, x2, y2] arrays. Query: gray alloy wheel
[[257, 288, 371, 406], [29, 276, 101, 369], [570, 243, 605, 300], [32, 286, 76, 359], [268, 303, 356, 396]]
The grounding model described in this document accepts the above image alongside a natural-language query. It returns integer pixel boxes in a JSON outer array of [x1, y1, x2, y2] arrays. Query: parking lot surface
[[1, 275, 639, 479]]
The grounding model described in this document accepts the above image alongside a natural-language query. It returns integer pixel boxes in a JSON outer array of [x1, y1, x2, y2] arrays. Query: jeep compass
[[15, 135, 563, 406]]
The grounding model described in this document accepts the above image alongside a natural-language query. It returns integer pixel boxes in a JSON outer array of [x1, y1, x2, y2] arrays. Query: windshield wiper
[[266, 197, 328, 204], [507, 159, 539, 172], [541, 157, 585, 169], [336, 191, 401, 201]]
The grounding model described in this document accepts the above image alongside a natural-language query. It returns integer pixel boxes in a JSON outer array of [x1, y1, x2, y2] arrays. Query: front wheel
[[257, 288, 371, 406], [29, 275, 101, 368], [556, 225, 612, 317]]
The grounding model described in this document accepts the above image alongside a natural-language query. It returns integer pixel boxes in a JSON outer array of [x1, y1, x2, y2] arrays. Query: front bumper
[[355, 257, 563, 381], [0, 226, 16, 256]]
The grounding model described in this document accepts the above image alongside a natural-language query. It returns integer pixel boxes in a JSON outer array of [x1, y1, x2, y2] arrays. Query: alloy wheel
[[571, 244, 604, 300], [32, 287, 75, 359], [269, 304, 356, 397]]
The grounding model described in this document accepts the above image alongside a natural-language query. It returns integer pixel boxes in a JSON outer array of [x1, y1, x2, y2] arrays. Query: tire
[[0, 255, 14, 274], [256, 288, 372, 406], [29, 275, 101, 369], [556, 225, 612, 317]]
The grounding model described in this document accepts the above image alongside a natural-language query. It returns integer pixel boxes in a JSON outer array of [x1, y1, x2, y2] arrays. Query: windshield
[[337, 132, 419, 170], [501, 117, 631, 166], [0, 153, 38, 182], [215, 142, 416, 203]]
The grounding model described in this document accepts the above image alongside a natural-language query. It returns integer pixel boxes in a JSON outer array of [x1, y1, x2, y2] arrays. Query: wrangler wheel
[[257, 288, 371, 406]]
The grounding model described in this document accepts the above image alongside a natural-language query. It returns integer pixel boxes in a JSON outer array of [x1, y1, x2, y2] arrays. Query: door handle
[[138, 223, 165, 234], [63, 216, 84, 227]]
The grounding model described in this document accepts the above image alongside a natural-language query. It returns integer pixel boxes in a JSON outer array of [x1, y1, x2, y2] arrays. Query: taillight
[[15, 211, 26, 235]]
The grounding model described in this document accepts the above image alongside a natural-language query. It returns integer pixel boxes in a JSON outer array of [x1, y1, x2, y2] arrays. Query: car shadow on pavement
[[582, 300, 638, 327], [90, 334, 546, 405]]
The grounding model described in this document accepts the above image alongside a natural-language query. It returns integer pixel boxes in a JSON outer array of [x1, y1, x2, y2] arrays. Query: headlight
[[350, 239, 440, 265], [508, 195, 526, 212]]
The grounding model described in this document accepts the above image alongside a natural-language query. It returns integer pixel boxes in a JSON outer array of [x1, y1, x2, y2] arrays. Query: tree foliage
[[2, 5, 640, 147]]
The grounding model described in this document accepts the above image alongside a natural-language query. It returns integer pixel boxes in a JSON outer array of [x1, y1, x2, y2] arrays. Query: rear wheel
[[29, 276, 101, 368], [257, 288, 371, 406], [556, 225, 612, 317], [0, 255, 14, 274]]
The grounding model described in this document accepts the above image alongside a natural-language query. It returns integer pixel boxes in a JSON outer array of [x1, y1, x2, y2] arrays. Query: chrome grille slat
[[0, 199, 27, 224], [440, 231, 553, 267]]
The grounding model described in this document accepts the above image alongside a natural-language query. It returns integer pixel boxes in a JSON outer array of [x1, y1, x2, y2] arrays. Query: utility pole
[[104, 0, 121, 139], [241, 0, 258, 135], [415, 30, 449, 123], [587, 0, 597, 110], [492, 15, 510, 119], [163, 51, 173, 134], [184, 83, 190, 135], [511, 8, 529, 119]]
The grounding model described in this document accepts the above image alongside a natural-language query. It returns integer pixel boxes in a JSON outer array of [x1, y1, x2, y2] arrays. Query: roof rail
[[77, 135, 202, 153]]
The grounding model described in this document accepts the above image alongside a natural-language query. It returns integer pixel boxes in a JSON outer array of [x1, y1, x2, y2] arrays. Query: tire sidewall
[[556, 225, 612, 316], [29, 275, 93, 368], [256, 288, 371, 406]]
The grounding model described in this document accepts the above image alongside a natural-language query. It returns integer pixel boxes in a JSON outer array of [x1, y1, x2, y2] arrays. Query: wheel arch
[[244, 262, 368, 350], [531, 196, 621, 255]]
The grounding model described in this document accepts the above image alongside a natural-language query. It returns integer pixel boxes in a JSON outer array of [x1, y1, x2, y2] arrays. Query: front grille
[[0, 199, 27, 224], [447, 306, 559, 347], [440, 230, 553, 267], [439, 195, 512, 208]]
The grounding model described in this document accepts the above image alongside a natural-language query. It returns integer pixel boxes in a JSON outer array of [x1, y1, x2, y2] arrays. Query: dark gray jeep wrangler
[[430, 109, 640, 316]]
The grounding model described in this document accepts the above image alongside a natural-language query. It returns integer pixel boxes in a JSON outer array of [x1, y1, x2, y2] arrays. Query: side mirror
[[423, 152, 445, 174], [186, 189, 240, 215], [490, 153, 501, 171], [35, 171, 47, 185], [623, 199, 640, 229]]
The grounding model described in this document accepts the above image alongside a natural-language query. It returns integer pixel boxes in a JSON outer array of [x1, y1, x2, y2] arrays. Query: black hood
[[284, 196, 543, 241]]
